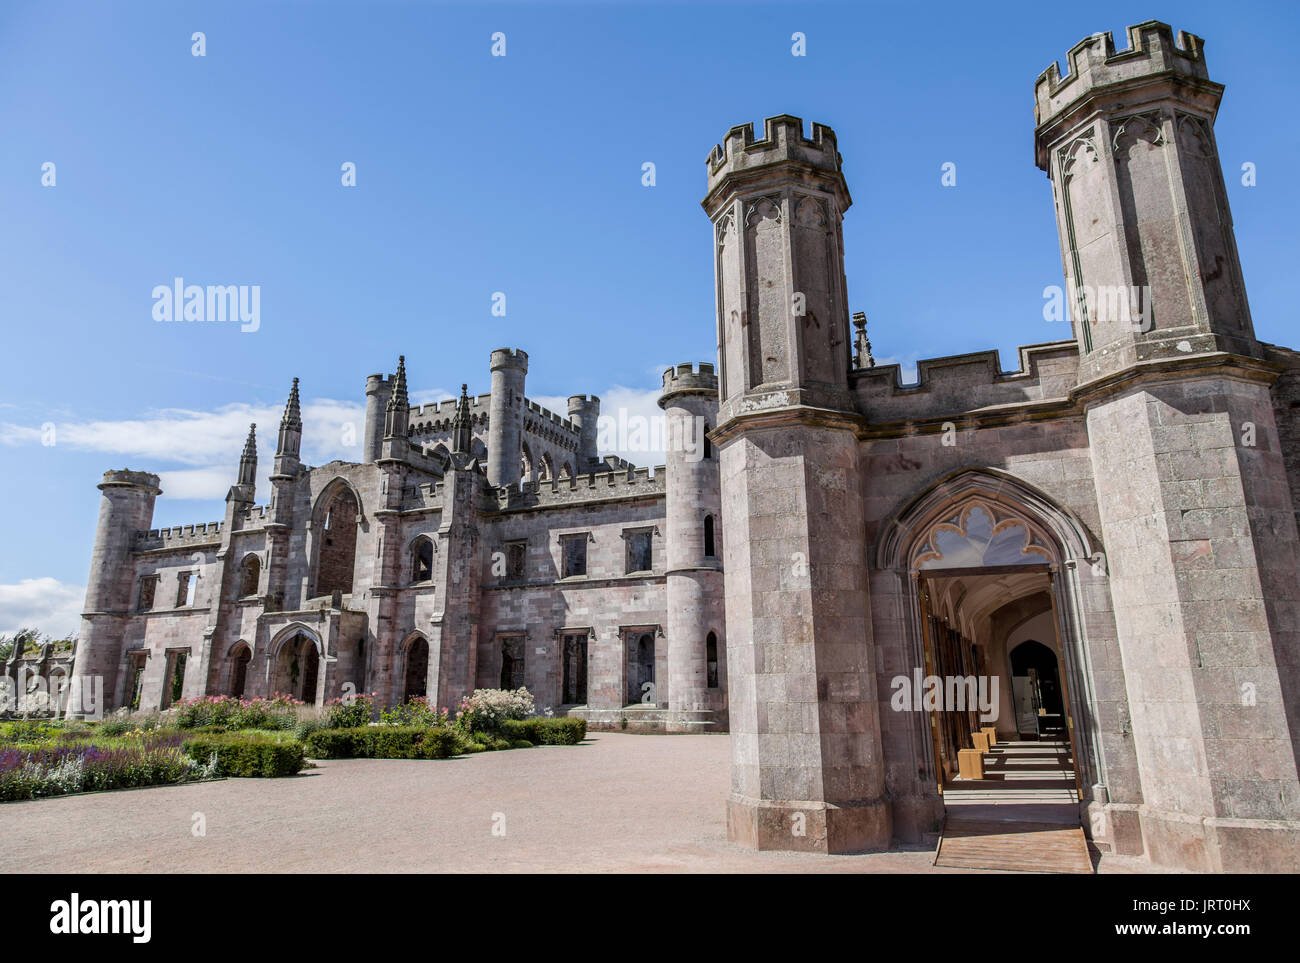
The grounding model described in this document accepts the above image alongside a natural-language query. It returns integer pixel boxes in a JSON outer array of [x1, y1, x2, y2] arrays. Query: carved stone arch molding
[[1058, 132, 1099, 184], [1112, 112, 1165, 154], [875, 466, 1098, 572], [874, 466, 1111, 793], [744, 193, 782, 229], [793, 193, 828, 229]]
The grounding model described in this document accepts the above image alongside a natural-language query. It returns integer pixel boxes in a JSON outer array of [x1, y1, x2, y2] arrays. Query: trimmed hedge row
[[304, 726, 460, 760], [501, 718, 587, 745], [182, 733, 305, 777]]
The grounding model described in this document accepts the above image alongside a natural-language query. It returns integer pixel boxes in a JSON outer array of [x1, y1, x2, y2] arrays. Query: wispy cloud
[[0, 578, 85, 639]]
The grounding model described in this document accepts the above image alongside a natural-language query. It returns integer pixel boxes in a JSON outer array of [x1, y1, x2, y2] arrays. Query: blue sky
[[2, 0, 1298, 636]]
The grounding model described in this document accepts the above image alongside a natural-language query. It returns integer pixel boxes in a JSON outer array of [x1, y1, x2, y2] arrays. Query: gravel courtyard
[[0, 733, 1144, 873]]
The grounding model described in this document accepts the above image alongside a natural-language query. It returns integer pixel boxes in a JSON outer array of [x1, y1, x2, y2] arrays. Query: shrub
[[326, 694, 376, 729], [379, 697, 449, 728], [509, 740, 533, 750], [303, 726, 459, 760], [181, 732, 305, 777], [501, 717, 586, 746], [456, 687, 535, 734]]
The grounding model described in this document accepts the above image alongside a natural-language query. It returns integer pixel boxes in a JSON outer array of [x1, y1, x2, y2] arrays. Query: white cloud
[[0, 578, 85, 639], [0, 396, 373, 502]]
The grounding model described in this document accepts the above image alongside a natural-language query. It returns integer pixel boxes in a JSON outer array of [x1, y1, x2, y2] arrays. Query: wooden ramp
[[934, 741, 1093, 874]]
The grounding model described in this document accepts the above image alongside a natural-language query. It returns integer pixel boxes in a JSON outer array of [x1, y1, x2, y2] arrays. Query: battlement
[[850, 341, 1081, 424], [410, 392, 491, 422], [134, 520, 224, 551], [490, 347, 529, 371], [707, 115, 840, 183], [1035, 21, 1214, 130], [99, 469, 161, 493], [402, 479, 446, 510], [493, 464, 665, 512], [568, 394, 600, 411], [523, 398, 580, 433], [659, 362, 718, 402], [365, 372, 393, 394]]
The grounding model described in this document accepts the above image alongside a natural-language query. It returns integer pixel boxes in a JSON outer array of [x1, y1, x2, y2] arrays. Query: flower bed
[[0, 731, 206, 802]]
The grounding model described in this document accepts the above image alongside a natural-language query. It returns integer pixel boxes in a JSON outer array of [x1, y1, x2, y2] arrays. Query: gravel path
[[0, 733, 1135, 873]]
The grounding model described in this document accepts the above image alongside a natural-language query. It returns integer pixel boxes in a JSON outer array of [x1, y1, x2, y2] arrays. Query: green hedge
[[501, 718, 587, 745], [304, 726, 460, 760], [182, 732, 305, 777]]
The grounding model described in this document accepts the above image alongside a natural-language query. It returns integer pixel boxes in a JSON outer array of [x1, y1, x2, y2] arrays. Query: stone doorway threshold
[[934, 740, 1093, 873]]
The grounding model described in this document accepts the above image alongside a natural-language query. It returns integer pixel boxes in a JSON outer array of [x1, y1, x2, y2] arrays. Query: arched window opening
[[412, 537, 434, 582], [238, 554, 261, 598], [703, 514, 716, 558], [706, 631, 719, 689], [316, 486, 359, 598]]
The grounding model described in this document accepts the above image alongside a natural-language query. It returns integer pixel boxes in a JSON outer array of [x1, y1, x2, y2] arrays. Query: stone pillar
[[659, 363, 726, 727], [487, 348, 528, 488], [1038, 22, 1300, 871], [431, 466, 480, 707], [71, 469, 161, 716], [704, 115, 889, 853]]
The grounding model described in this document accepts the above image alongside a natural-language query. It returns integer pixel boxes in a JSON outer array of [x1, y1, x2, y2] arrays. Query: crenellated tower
[[1038, 22, 1300, 871], [658, 363, 725, 729], [487, 348, 528, 487], [69, 469, 162, 716], [703, 115, 888, 854], [567, 395, 601, 472], [1035, 20, 1257, 382], [363, 372, 393, 464]]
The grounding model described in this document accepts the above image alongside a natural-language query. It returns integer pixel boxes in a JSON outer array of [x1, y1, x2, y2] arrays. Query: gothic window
[[412, 537, 434, 582], [703, 514, 716, 558], [562, 535, 588, 578], [706, 631, 719, 689], [238, 555, 261, 598], [500, 635, 525, 690], [625, 529, 653, 574], [914, 502, 1052, 570], [506, 541, 526, 579], [127, 652, 147, 711], [137, 575, 158, 612], [162, 650, 187, 708], [316, 485, 359, 597], [403, 636, 428, 703], [176, 571, 196, 608]]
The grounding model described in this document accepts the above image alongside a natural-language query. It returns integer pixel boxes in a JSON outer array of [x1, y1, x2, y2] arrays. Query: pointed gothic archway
[[875, 467, 1108, 799]]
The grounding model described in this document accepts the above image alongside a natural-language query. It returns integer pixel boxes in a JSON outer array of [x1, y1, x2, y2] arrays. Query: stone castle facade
[[69, 21, 1300, 872]]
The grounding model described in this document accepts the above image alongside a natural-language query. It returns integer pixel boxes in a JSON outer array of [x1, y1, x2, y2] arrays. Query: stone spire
[[852, 312, 874, 369], [237, 423, 257, 488], [384, 356, 409, 440], [275, 378, 302, 462], [452, 383, 472, 455]]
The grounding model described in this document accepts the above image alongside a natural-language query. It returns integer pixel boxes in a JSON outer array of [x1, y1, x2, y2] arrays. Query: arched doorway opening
[[229, 643, 253, 699], [403, 636, 429, 703], [315, 484, 359, 598], [1010, 639, 1065, 738], [273, 632, 322, 705]]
